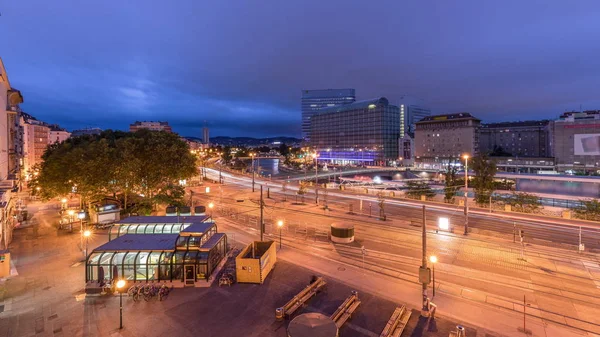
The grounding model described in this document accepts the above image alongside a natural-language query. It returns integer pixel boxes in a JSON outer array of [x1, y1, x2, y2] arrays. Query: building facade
[[49, 125, 71, 144], [553, 110, 600, 173], [310, 97, 400, 166], [414, 113, 481, 169], [478, 120, 552, 158], [202, 127, 209, 145], [20, 113, 50, 177], [398, 95, 431, 137], [301, 89, 355, 141], [130, 121, 173, 133]]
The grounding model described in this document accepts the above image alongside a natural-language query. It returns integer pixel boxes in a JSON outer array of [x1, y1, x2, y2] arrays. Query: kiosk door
[[184, 265, 195, 285]]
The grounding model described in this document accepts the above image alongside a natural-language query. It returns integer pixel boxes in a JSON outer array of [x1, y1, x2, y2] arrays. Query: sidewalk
[[217, 218, 590, 337]]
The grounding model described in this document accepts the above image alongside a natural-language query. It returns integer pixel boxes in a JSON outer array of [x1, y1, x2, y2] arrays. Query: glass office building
[[310, 97, 400, 166], [301, 89, 356, 141]]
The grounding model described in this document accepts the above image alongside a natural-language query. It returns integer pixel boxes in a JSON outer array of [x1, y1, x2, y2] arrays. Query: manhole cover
[[337, 267, 346, 271]]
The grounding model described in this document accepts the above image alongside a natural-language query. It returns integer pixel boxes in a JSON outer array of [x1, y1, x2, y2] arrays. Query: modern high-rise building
[[398, 95, 431, 137], [553, 110, 600, 173], [310, 97, 400, 166], [301, 89, 355, 141], [202, 127, 210, 145], [414, 113, 481, 169], [129, 121, 173, 133]]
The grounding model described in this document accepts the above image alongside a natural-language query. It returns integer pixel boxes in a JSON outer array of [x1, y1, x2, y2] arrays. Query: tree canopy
[[33, 129, 197, 211], [470, 154, 497, 206]]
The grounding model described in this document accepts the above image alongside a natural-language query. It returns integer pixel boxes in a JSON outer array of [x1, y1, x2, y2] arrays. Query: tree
[[443, 163, 460, 203], [377, 192, 386, 220], [222, 146, 233, 164], [505, 192, 542, 213], [574, 199, 600, 221], [471, 154, 497, 206], [35, 129, 196, 212], [297, 181, 308, 204], [405, 180, 435, 200]]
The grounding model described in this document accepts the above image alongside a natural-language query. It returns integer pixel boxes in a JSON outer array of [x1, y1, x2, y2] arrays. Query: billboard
[[574, 134, 600, 155]]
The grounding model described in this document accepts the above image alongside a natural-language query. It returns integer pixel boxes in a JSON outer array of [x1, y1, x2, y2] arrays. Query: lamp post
[[312, 152, 319, 205], [78, 211, 86, 253], [116, 279, 126, 329], [61, 198, 67, 210], [429, 255, 437, 297], [277, 220, 283, 249], [208, 202, 214, 218], [250, 153, 256, 192], [218, 152, 223, 184], [83, 230, 91, 258], [463, 154, 469, 235]]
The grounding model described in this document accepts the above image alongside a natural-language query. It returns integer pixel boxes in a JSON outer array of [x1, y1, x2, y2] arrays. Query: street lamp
[[312, 152, 319, 205], [78, 211, 86, 254], [61, 198, 67, 210], [429, 256, 437, 297], [208, 202, 214, 218], [83, 230, 91, 258], [277, 220, 284, 249], [463, 154, 469, 235], [116, 279, 126, 329], [250, 153, 256, 192]]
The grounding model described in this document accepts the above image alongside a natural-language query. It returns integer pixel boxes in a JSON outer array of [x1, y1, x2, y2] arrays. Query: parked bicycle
[[158, 284, 173, 301]]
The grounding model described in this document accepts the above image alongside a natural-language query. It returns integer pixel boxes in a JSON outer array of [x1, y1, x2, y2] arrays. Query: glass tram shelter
[[86, 216, 227, 288]]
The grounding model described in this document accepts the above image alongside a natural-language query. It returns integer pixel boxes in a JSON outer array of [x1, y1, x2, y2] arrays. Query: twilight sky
[[2, 1, 600, 137]]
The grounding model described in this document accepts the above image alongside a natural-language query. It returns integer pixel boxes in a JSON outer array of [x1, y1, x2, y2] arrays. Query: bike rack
[[275, 276, 327, 320], [330, 290, 361, 328], [379, 305, 412, 337]]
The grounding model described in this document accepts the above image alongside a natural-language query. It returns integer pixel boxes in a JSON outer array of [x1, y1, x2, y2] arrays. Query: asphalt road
[[203, 168, 600, 250]]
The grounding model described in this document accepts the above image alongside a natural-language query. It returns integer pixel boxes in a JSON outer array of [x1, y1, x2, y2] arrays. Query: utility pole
[[419, 205, 430, 315], [260, 185, 264, 241], [463, 154, 469, 235]]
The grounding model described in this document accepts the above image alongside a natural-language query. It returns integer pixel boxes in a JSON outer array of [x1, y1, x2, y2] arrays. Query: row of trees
[[32, 129, 197, 214]]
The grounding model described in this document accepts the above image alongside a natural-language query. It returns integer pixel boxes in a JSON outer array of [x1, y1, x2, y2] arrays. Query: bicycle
[[127, 284, 143, 302], [143, 284, 159, 301], [158, 284, 173, 301]]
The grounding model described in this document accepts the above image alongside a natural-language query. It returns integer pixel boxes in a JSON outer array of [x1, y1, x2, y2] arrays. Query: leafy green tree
[[34, 129, 196, 212], [405, 181, 435, 200], [471, 154, 497, 206], [222, 146, 233, 164], [443, 163, 460, 203], [377, 192, 386, 220], [504, 192, 542, 213], [574, 199, 600, 221]]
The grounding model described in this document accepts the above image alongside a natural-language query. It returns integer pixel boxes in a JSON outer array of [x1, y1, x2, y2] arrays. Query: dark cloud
[[2, 0, 600, 137]]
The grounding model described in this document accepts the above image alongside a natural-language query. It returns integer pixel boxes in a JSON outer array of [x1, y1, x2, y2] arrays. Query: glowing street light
[[208, 202, 214, 218], [116, 279, 126, 329], [463, 154, 470, 235], [250, 153, 256, 192], [277, 220, 284, 249], [429, 255, 438, 297], [83, 230, 91, 258]]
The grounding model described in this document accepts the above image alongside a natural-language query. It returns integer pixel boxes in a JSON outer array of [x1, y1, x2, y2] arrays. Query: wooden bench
[[379, 305, 412, 337]]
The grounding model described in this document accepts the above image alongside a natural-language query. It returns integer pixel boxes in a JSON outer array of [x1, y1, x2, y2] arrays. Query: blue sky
[[2, 0, 600, 137]]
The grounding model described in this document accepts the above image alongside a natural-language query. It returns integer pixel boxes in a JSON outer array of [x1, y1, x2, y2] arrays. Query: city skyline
[[2, 1, 600, 137]]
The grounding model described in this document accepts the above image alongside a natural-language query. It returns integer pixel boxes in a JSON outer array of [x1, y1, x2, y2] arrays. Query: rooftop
[[316, 97, 390, 115], [94, 234, 179, 251], [417, 113, 480, 123], [180, 222, 215, 235], [117, 215, 209, 225], [201, 233, 226, 250], [481, 120, 550, 128]]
